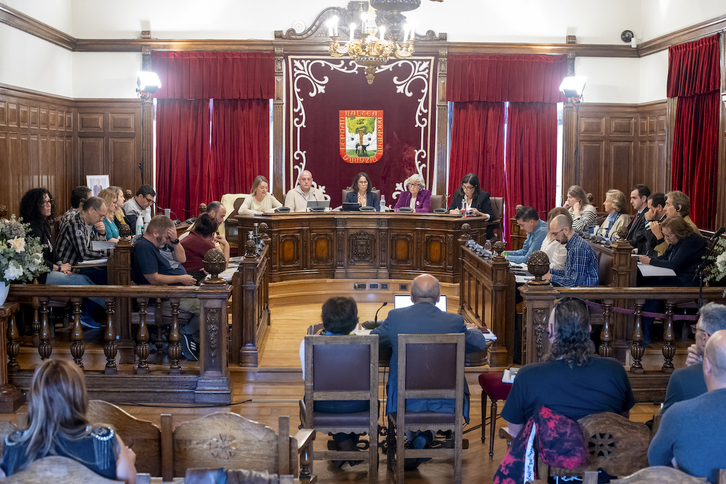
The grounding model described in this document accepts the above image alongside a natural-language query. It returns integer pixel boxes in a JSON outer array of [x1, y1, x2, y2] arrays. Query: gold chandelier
[[327, 1, 419, 84]]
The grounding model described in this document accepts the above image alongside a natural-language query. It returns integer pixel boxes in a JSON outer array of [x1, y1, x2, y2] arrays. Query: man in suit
[[660, 302, 726, 414], [626, 184, 650, 254], [644, 192, 668, 257]]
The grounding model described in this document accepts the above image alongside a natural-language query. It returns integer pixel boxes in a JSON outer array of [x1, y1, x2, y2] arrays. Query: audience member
[[648, 330, 726, 482], [238, 176, 282, 215], [345, 172, 380, 210], [123, 184, 155, 229], [298, 297, 367, 469], [205, 201, 227, 225], [111, 186, 127, 228], [0, 360, 136, 483], [661, 303, 726, 414], [131, 215, 199, 360], [665, 190, 700, 234], [598, 189, 630, 240], [56, 197, 111, 286], [505, 206, 547, 264], [543, 214, 599, 287], [98, 187, 120, 242], [60, 186, 92, 233], [638, 215, 705, 286], [626, 184, 651, 254], [372, 274, 486, 466], [563, 185, 596, 234], [394, 173, 431, 213], [180, 213, 230, 283], [284, 170, 324, 212], [644, 192, 668, 256], [539, 207, 569, 271], [502, 297, 634, 437]]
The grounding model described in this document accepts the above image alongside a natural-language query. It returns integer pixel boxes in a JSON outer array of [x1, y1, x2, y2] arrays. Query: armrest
[[499, 426, 514, 445], [294, 429, 316, 451]]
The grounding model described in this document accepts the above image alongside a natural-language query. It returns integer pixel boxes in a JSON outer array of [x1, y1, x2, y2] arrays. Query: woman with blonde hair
[[0, 360, 136, 482], [112, 186, 127, 227], [564, 185, 597, 233], [238, 175, 282, 215], [394, 173, 431, 213], [98, 187, 120, 242], [599, 189, 630, 240]]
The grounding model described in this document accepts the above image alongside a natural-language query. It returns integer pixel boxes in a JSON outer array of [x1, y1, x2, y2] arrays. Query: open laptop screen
[[393, 294, 447, 312]]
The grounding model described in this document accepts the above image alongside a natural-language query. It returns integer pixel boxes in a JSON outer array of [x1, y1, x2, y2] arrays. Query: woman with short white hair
[[394, 173, 431, 213]]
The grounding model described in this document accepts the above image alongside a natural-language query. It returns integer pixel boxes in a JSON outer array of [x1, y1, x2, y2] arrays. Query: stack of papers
[[502, 367, 519, 383], [637, 263, 676, 277]]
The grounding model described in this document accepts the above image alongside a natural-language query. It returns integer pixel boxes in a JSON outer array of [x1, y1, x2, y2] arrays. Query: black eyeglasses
[[145, 197, 155, 204], [690, 324, 709, 336]]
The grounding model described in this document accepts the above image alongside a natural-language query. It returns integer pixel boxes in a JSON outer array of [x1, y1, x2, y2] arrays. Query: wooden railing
[[8, 282, 232, 404]]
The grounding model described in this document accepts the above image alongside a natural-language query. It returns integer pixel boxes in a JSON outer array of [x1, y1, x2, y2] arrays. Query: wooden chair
[[86, 400, 162, 477], [388, 333, 465, 483], [611, 466, 709, 483], [490, 196, 504, 240], [299, 334, 379, 483], [430, 194, 444, 211], [1, 456, 122, 483], [160, 412, 315, 482], [0, 418, 18, 455]]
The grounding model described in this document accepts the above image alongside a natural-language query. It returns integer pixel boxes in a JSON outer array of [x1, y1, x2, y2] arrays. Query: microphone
[[156, 204, 179, 221], [712, 227, 725, 239], [361, 301, 388, 330]]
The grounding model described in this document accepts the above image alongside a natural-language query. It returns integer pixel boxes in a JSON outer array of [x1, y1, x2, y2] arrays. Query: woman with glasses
[[448, 173, 492, 218], [598, 189, 630, 240], [345, 172, 380, 210], [394, 173, 431, 213], [563, 185, 597, 234], [638, 215, 706, 286]]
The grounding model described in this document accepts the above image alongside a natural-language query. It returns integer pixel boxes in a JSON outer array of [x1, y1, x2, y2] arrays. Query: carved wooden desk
[[229, 212, 494, 283]]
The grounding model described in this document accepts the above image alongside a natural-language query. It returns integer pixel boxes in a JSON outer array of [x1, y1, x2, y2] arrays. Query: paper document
[[76, 258, 108, 266], [515, 275, 534, 284], [502, 367, 519, 383], [92, 241, 116, 251], [637, 263, 676, 277], [482, 329, 497, 341]]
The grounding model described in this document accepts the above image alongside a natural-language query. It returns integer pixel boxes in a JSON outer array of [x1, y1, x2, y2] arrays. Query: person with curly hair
[[501, 297, 634, 438]]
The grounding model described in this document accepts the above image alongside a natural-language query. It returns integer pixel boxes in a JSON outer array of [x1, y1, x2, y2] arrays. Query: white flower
[[716, 252, 726, 274], [8, 237, 25, 253], [4, 261, 23, 281]]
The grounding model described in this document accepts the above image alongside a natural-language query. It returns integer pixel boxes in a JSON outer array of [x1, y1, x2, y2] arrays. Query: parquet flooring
[[2, 287, 661, 483]]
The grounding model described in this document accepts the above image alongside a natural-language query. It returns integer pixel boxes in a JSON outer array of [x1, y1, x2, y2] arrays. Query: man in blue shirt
[[505, 206, 548, 264], [543, 214, 599, 287]]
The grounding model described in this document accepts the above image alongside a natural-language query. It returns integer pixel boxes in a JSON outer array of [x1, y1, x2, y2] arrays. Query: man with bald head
[[543, 213, 599, 286], [284, 170, 324, 212], [372, 274, 487, 426], [649, 330, 726, 481]]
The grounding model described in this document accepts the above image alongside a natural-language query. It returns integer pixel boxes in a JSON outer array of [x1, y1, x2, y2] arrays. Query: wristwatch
[[171, 238, 180, 245]]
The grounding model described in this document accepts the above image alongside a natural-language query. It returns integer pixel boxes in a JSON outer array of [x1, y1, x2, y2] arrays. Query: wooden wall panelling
[[637, 101, 668, 196]]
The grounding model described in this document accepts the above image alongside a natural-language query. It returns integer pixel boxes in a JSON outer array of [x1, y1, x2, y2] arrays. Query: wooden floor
[[2, 286, 661, 483]]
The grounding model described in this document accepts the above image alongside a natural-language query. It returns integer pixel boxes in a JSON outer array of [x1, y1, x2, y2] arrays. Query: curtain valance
[[667, 34, 720, 98]]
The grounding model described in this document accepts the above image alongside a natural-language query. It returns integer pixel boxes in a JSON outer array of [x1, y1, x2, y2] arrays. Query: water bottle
[[135, 216, 144, 236], [380, 194, 386, 212], [484, 239, 492, 257], [461, 199, 467, 216]]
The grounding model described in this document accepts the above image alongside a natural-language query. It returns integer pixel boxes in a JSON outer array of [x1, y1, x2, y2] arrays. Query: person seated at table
[[504, 206, 547, 264], [448, 173, 492, 218], [98, 188, 121, 242], [110, 186, 127, 228], [644, 192, 668, 257], [60, 186, 92, 233], [598, 189, 630, 240], [563, 185, 597, 234], [180, 213, 230, 283], [181, 201, 227, 240], [238, 176, 282, 215], [345, 172, 380, 210], [0, 360, 137, 483], [299, 296, 368, 468], [501, 297, 634, 438], [122, 184, 155, 230], [56, 197, 111, 287], [539, 207, 569, 271], [543, 214, 599, 287], [664, 190, 700, 234], [394, 173, 431, 213], [132, 215, 199, 361], [284, 170, 325, 212]]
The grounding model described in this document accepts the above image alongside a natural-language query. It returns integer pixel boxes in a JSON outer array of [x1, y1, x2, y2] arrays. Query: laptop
[[342, 202, 361, 212], [394, 294, 447, 312], [306, 200, 330, 211]]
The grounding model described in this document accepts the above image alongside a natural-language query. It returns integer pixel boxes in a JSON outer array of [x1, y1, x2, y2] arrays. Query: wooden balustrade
[[0, 302, 24, 412], [8, 282, 232, 404], [519, 284, 726, 401]]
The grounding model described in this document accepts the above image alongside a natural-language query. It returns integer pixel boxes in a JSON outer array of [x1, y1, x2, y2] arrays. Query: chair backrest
[[233, 197, 246, 214], [87, 400, 162, 476], [490, 197, 504, 221], [611, 465, 709, 483], [1, 456, 122, 483], [397, 333, 465, 415], [430, 194, 444, 210], [304, 334, 378, 397], [165, 412, 297, 479], [342, 188, 381, 205], [546, 412, 650, 479], [0, 418, 17, 455]]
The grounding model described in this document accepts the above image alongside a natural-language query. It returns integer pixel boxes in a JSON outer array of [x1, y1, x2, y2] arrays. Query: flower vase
[[0, 282, 8, 306]]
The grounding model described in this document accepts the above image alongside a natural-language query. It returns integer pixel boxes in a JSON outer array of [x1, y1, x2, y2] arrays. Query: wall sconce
[[136, 71, 161, 102], [560, 76, 587, 185]]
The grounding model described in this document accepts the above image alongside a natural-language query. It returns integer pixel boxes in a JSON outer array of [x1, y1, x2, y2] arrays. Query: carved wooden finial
[[527, 250, 551, 285], [245, 231, 257, 257], [202, 248, 227, 284], [199, 202, 207, 214], [493, 241, 507, 258]]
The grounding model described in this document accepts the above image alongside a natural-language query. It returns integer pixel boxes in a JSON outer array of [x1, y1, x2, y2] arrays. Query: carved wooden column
[[135, 298, 150, 374], [662, 302, 676, 373], [610, 238, 634, 361], [104, 298, 118, 375], [489, 241, 515, 367], [435, 47, 448, 197], [140, 37, 154, 187], [111, 236, 135, 363], [519, 282, 558, 365], [70, 298, 84, 368], [38, 298, 52, 360], [458, 223, 471, 317], [273, 47, 285, 201], [630, 299, 645, 374], [0, 302, 24, 412], [237, 246, 271, 367]]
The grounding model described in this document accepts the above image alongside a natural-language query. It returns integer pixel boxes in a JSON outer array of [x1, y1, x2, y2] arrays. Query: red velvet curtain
[[152, 51, 273, 216], [506, 103, 558, 216], [448, 102, 505, 203], [667, 34, 720, 230], [210, 99, 270, 201], [155, 100, 211, 218]]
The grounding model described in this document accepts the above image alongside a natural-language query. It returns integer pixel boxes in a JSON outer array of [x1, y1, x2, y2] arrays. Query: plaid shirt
[[550, 233, 599, 287], [56, 211, 110, 268]]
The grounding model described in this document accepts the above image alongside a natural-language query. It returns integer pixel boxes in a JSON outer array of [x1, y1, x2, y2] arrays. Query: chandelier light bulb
[[379, 26, 386, 40], [349, 23, 356, 43]]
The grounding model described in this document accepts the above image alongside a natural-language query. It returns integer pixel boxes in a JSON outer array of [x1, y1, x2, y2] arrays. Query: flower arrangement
[[0, 215, 48, 285], [704, 238, 726, 296]]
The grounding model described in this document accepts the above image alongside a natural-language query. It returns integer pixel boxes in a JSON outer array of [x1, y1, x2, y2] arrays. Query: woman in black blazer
[[345, 172, 380, 211], [448, 173, 493, 218], [639, 215, 706, 286]]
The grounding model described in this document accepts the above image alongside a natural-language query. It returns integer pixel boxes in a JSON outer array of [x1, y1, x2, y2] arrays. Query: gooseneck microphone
[[362, 301, 388, 330]]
